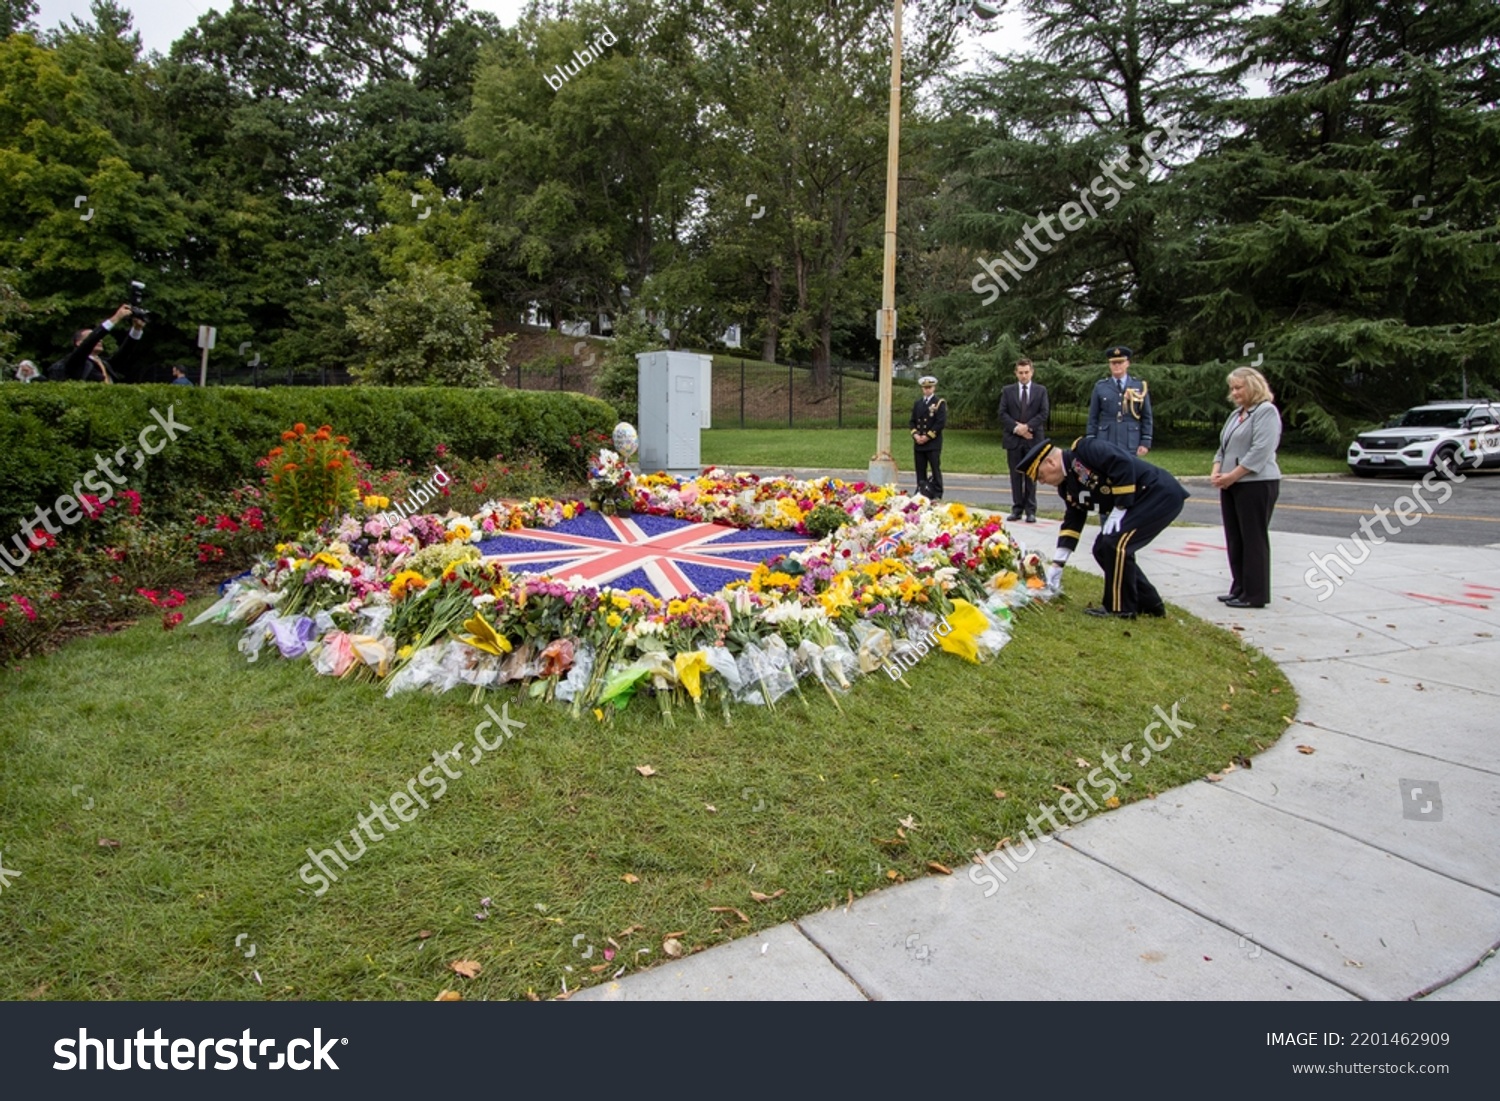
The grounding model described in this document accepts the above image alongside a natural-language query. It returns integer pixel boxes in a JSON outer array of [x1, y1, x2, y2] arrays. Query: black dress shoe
[[1025, 513, 1036, 523], [1216, 593, 1242, 603], [1142, 604, 1167, 618], [1085, 606, 1136, 619], [1224, 597, 1265, 609], [1006, 511, 1023, 521]]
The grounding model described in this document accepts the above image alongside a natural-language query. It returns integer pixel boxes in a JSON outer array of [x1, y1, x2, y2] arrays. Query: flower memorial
[[195, 448, 1052, 720]]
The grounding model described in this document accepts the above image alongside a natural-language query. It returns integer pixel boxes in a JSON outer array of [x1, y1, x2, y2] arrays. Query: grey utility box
[[636, 350, 709, 477]]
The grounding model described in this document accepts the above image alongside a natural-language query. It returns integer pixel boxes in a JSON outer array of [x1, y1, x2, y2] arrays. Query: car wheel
[[1432, 446, 1463, 481]]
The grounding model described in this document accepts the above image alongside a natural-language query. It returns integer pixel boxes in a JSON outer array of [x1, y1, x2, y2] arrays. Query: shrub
[[0, 384, 617, 538]]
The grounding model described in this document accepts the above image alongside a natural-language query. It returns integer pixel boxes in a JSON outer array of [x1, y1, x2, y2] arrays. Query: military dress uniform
[[910, 378, 947, 500], [1086, 347, 1153, 453], [1027, 436, 1189, 617]]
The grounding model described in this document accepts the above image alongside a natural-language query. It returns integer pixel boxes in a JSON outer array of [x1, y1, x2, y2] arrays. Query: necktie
[[1021, 385, 1028, 408], [1117, 379, 1125, 394]]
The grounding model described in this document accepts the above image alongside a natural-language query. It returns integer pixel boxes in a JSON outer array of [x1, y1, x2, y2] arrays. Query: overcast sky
[[31, 1, 1031, 61]]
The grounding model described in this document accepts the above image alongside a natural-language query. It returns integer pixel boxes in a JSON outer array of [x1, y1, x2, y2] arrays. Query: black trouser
[[1006, 445, 1036, 514], [1220, 479, 1279, 605], [914, 447, 943, 499], [1092, 493, 1187, 614]]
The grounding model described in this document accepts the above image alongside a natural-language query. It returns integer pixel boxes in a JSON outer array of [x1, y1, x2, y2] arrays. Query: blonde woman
[[1210, 367, 1282, 608]]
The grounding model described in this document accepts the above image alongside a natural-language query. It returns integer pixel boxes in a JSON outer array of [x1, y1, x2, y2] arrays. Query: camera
[[128, 280, 149, 322]]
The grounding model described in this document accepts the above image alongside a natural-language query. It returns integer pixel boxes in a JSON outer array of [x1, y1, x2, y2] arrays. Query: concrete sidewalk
[[577, 486, 1500, 1001]]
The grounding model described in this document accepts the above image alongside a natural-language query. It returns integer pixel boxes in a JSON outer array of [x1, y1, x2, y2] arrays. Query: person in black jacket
[[909, 374, 947, 500], [997, 358, 1049, 522], [1023, 435, 1190, 619], [47, 304, 144, 383]]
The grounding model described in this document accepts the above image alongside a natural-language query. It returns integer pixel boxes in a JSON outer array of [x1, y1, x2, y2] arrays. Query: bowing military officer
[[910, 374, 947, 500], [1086, 345, 1153, 456], [1022, 435, 1189, 619]]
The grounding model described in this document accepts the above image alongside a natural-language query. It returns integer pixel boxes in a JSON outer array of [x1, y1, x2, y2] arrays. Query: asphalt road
[[939, 469, 1500, 548], [740, 464, 1500, 549]]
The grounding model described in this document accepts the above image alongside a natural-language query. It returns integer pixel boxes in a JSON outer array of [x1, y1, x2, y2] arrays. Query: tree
[[1186, 0, 1500, 441], [347, 265, 512, 387]]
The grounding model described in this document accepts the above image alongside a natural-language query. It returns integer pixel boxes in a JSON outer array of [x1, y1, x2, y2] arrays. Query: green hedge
[[0, 384, 617, 536]]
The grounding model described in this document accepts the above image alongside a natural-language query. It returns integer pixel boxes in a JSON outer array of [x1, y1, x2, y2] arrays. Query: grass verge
[[700, 429, 1349, 478], [0, 572, 1293, 1001]]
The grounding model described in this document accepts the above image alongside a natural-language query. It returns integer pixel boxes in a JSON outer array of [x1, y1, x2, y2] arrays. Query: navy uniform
[[909, 375, 947, 500], [1023, 436, 1189, 618], [1086, 345, 1153, 454]]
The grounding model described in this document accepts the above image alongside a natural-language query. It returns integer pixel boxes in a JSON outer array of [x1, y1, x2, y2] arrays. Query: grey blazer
[[1215, 401, 1282, 481]]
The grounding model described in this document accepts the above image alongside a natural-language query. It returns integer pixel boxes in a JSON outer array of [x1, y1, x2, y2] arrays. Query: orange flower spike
[[293, 423, 307, 434]]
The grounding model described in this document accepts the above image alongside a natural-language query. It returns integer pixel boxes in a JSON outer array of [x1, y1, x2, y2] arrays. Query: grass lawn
[[700, 429, 1349, 478], [0, 573, 1293, 1001]]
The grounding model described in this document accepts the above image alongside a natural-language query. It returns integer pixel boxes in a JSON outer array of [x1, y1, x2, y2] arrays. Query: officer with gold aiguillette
[[1087, 345, 1153, 456], [909, 374, 947, 500], [1021, 435, 1189, 619]]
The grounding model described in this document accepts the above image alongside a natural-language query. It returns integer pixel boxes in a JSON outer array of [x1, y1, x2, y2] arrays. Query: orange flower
[[293, 422, 307, 434], [281, 430, 296, 442], [268, 446, 284, 457]]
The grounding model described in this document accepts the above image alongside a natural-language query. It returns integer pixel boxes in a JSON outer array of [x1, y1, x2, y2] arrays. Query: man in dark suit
[[997, 357, 1049, 522], [1086, 344, 1153, 456], [46, 303, 144, 383], [1023, 435, 1189, 619], [909, 374, 947, 500]]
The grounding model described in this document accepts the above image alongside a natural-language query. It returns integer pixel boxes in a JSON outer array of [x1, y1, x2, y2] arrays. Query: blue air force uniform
[[1053, 437, 1188, 616], [1087, 350, 1153, 453]]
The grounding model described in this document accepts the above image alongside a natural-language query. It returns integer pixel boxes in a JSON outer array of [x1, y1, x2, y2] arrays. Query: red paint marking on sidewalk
[[1154, 541, 1226, 558], [1403, 591, 1491, 610]]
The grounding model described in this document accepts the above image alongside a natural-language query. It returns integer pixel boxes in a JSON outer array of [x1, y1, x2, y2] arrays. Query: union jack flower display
[[478, 511, 808, 598]]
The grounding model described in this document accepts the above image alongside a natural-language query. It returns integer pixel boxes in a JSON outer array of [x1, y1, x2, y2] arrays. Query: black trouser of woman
[[1221, 479, 1280, 605]]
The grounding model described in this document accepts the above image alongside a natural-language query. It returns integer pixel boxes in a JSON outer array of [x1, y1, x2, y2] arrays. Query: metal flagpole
[[866, 0, 903, 488]]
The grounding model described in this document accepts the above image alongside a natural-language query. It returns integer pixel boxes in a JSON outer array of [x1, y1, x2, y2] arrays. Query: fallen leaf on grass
[[1270, 687, 1281, 694], [898, 814, 919, 830], [1221, 703, 1231, 711], [634, 764, 658, 777], [662, 938, 684, 959], [589, 964, 609, 973], [1222, 762, 1238, 774], [434, 990, 463, 1002], [417, 929, 434, 940], [885, 869, 905, 882], [704, 804, 717, 813], [1104, 796, 1121, 808], [1296, 745, 1316, 755], [448, 959, 482, 978], [750, 889, 786, 902], [710, 906, 750, 923], [97, 838, 121, 848], [992, 789, 1008, 800], [1074, 757, 1091, 768], [621, 873, 639, 884], [873, 836, 907, 848], [926, 862, 952, 875], [1233, 755, 1253, 770], [1052, 784, 1073, 794], [1205, 773, 1223, 783], [617, 924, 645, 938], [1228, 684, 1236, 695], [1282, 715, 1294, 725]]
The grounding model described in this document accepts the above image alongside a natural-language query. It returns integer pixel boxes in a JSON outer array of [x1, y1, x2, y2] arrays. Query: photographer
[[47, 303, 146, 383]]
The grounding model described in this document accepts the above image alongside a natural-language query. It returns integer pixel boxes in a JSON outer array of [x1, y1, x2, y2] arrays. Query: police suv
[[1347, 400, 1500, 479]]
